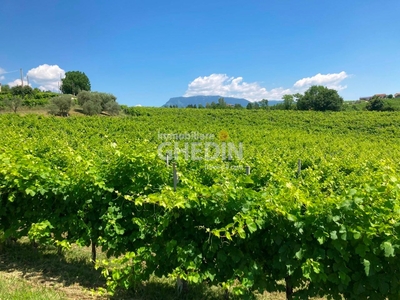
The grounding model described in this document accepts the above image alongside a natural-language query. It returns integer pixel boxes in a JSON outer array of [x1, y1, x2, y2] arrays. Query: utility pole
[[59, 73, 62, 93], [20, 68, 23, 87]]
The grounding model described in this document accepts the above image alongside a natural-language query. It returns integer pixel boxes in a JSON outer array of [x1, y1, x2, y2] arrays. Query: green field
[[1, 109, 400, 299]]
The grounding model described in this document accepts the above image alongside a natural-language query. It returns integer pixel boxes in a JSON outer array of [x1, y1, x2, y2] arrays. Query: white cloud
[[184, 72, 349, 101], [36, 83, 59, 91], [293, 71, 348, 91], [184, 74, 291, 101], [8, 79, 30, 87], [26, 64, 65, 91], [0, 76, 4, 81]]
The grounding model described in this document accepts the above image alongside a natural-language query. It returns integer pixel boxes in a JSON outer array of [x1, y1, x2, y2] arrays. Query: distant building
[[395, 93, 400, 98], [0, 83, 2, 92], [359, 96, 372, 101], [374, 93, 387, 98]]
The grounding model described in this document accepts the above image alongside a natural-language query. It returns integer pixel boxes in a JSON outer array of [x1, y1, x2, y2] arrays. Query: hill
[[163, 95, 282, 107]]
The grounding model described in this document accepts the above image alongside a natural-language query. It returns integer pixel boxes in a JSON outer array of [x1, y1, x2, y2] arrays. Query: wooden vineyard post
[[297, 159, 302, 177], [245, 165, 251, 175], [173, 162, 178, 191], [91, 239, 96, 263]]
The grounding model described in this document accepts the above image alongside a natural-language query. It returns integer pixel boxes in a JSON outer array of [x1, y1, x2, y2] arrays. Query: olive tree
[[77, 91, 119, 115], [82, 100, 102, 115], [48, 95, 73, 116], [104, 101, 120, 115], [4, 97, 22, 113]]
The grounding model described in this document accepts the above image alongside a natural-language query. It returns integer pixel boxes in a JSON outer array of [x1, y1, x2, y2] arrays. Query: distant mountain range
[[162, 96, 282, 108]]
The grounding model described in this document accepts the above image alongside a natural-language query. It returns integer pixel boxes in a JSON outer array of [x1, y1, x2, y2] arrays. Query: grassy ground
[[0, 239, 106, 299], [0, 273, 66, 300], [0, 239, 299, 300], [0, 106, 87, 116]]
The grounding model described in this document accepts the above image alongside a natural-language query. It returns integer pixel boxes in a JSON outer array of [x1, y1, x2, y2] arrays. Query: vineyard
[[1, 109, 400, 299]]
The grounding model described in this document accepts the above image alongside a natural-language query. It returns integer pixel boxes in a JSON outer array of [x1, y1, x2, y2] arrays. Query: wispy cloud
[[0, 68, 19, 77], [0, 67, 9, 81], [185, 72, 349, 101]]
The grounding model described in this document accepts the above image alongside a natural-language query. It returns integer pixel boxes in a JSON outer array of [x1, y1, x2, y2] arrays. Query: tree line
[[182, 86, 400, 112], [176, 85, 345, 111], [0, 85, 59, 112]]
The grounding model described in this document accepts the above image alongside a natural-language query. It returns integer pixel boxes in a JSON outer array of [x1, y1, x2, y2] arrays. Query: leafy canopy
[[282, 94, 295, 110], [297, 85, 344, 111], [366, 96, 384, 111], [11, 85, 33, 98], [61, 71, 91, 95]]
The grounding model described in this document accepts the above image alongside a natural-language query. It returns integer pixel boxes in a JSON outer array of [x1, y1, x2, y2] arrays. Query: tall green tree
[[282, 94, 294, 110], [297, 85, 343, 111], [217, 97, 227, 108], [259, 99, 269, 109], [61, 71, 91, 95], [11, 85, 33, 98]]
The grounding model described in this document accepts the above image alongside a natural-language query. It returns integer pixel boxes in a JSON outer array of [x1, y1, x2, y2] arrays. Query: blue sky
[[1, 0, 399, 106]]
